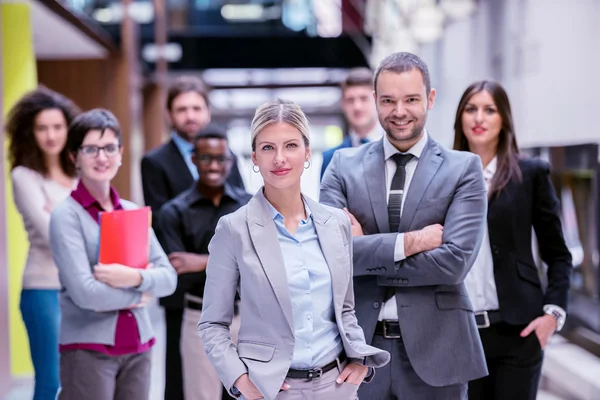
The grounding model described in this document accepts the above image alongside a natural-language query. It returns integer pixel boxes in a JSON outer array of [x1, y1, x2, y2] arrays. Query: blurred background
[[0, 0, 599, 399]]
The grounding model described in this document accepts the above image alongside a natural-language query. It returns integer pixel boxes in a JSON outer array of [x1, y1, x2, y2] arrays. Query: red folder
[[99, 206, 151, 269]]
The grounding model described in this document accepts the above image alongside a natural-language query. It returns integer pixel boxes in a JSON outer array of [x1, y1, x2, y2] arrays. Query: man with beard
[[159, 125, 250, 400], [320, 52, 489, 399], [141, 76, 244, 400], [320, 67, 382, 179]]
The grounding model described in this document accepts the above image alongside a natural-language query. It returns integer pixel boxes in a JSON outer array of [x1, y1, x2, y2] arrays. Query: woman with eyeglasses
[[49, 108, 177, 400], [6, 87, 80, 400]]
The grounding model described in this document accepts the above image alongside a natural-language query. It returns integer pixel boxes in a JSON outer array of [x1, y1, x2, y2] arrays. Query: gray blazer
[[199, 189, 390, 400], [320, 137, 489, 387], [49, 196, 177, 346]]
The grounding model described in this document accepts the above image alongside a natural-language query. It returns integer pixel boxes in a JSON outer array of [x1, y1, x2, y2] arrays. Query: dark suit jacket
[[488, 157, 572, 325], [141, 139, 245, 308], [320, 136, 352, 180]]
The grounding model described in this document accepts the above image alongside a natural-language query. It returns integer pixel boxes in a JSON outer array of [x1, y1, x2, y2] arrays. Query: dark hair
[[167, 76, 210, 111], [6, 86, 80, 176], [341, 67, 374, 91], [67, 109, 122, 154], [453, 80, 522, 199], [193, 123, 228, 149], [374, 52, 431, 95]]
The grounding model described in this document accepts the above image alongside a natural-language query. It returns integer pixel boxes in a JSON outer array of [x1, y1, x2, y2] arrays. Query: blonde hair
[[250, 99, 310, 151]]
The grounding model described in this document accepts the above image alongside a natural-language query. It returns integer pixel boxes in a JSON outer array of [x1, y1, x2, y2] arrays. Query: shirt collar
[[383, 130, 429, 161], [483, 156, 498, 182], [71, 180, 121, 210], [265, 195, 312, 224], [349, 123, 384, 147], [171, 131, 194, 156]]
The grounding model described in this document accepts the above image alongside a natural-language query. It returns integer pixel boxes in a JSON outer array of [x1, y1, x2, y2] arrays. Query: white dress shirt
[[464, 157, 500, 311], [378, 131, 429, 321]]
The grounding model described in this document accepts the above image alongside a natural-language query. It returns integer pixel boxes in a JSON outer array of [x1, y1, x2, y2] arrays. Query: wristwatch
[[543, 305, 566, 332]]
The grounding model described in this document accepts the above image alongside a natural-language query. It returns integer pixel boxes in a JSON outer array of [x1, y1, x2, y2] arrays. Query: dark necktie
[[359, 138, 369, 145], [388, 153, 414, 233], [385, 153, 414, 302]]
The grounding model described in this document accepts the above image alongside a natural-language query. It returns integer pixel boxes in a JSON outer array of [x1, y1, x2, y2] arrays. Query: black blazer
[[488, 157, 572, 325], [141, 139, 245, 308]]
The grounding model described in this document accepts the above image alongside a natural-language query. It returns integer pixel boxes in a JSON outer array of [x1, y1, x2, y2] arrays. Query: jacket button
[[387, 278, 393, 283], [373, 302, 380, 309], [491, 245, 499, 255], [381, 267, 387, 272], [393, 279, 399, 284], [403, 279, 409, 283]]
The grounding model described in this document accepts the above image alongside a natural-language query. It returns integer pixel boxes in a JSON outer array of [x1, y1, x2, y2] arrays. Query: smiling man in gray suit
[[320, 52, 489, 399]]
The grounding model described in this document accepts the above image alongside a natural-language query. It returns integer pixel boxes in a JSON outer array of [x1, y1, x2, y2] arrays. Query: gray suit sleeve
[[320, 151, 399, 275], [136, 228, 177, 297], [198, 216, 248, 396], [49, 207, 142, 312], [380, 156, 487, 287]]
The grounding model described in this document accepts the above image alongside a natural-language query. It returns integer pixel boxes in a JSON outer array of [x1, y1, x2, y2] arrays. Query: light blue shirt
[[266, 200, 343, 369], [171, 132, 199, 181]]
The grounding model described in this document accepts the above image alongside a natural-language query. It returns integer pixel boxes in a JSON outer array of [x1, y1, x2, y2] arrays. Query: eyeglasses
[[80, 144, 120, 158], [195, 154, 232, 166]]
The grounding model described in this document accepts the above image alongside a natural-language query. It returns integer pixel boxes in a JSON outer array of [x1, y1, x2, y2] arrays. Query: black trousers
[[468, 322, 544, 400], [165, 308, 185, 400]]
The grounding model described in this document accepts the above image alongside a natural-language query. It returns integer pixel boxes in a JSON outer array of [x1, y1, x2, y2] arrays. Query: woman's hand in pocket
[[336, 362, 369, 385]]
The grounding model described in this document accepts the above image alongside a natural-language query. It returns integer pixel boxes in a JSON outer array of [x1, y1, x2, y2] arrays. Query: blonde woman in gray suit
[[199, 99, 389, 400]]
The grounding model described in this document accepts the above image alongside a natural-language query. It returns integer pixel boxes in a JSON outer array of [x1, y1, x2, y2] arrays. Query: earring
[[304, 160, 311, 170], [117, 161, 122, 167], [252, 164, 260, 173]]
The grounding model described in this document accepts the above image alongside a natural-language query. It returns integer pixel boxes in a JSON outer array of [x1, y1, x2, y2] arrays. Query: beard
[[384, 117, 426, 144]]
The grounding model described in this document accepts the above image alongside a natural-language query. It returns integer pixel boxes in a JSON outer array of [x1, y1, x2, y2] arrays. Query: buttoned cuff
[[543, 304, 567, 332], [394, 233, 406, 262]]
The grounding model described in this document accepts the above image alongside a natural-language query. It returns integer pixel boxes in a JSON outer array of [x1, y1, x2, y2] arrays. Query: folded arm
[[380, 156, 487, 287], [50, 208, 142, 312]]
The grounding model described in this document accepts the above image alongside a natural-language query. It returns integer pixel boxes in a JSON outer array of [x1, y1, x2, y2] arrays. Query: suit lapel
[[305, 198, 347, 312], [363, 141, 390, 233], [168, 140, 194, 182], [399, 138, 443, 232], [246, 191, 294, 333]]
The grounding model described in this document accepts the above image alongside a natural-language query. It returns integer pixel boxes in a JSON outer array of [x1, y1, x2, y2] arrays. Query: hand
[[127, 292, 152, 309], [234, 374, 289, 400], [336, 362, 369, 385], [94, 263, 142, 288], [520, 314, 557, 349], [168, 252, 208, 275], [343, 208, 364, 237], [404, 224, 443, 257]]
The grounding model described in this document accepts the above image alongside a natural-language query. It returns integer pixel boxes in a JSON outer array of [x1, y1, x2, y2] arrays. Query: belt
[[185, 298, 239, 315], [475, 310, 502, 329], [375, 320, 401, 339], [286, 353, 346, 381]]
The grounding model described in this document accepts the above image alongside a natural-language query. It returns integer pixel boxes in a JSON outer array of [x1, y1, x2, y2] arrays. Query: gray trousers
[[58, 349, 151, 400], [271, 358, 359, 400], [358, 335, 467, 400], [181, 305, 241, 400]]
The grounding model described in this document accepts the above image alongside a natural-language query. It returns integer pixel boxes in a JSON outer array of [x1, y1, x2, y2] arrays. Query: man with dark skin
[[159, 125, 251, 400]]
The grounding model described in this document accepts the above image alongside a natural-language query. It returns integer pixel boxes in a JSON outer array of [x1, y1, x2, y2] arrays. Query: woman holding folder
[[49, 109, 177, 400], [199, 99, 389, 400]]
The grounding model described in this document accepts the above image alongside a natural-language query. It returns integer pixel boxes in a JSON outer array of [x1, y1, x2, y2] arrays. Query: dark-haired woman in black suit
[[453, 80, 572, 400]]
